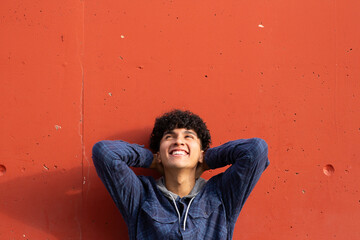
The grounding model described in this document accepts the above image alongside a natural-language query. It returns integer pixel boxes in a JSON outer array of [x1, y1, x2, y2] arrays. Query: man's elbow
[[249, 138, 269, 167], [92, 141, 108, 162]]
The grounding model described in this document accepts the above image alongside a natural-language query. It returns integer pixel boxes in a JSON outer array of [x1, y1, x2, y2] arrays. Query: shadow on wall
[[1, 167, 85, 239], [0, 129, 161, 239], [0, 166, 162, 239]]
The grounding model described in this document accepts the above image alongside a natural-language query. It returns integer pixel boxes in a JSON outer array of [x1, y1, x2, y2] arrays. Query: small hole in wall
[[0, 165, 6, 176], [323, 164, 335, 176]]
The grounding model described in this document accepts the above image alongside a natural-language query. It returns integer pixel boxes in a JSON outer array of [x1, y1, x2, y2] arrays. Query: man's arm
[[205, 138, 269, 223], [92, 140, 154, 223]]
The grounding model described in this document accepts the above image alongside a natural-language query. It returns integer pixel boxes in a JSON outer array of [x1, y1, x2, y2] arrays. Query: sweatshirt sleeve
[[92, 140, 154, 223], [205, 138, 269, 223]]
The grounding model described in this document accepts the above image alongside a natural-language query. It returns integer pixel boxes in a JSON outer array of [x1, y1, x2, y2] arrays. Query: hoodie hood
[[156, 177, 207, 200]]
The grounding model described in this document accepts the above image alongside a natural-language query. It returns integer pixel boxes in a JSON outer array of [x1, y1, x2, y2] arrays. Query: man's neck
[[164, 169, 196, 198]]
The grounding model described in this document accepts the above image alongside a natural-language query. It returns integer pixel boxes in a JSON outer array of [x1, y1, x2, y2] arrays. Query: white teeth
[[171, 151, 187, 155]]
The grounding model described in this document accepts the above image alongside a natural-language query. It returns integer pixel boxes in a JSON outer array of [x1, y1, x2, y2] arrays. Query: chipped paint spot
[[66, 188, 82, 196], [258, 24, 264, 28], [55, 125, 62, 130], [121, 35, 125, 39], [43, 164, 49, 170], [108, 92, 112, 96]]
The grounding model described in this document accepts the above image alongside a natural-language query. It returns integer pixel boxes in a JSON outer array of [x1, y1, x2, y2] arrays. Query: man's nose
[[174, 136, 185, 145]]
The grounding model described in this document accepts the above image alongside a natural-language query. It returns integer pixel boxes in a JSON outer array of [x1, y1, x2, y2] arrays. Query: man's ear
[[199, 150, 204, 163], [156, 152, 162, 163]]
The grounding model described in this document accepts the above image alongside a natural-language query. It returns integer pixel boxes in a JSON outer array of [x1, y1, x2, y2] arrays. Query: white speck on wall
[[55, 125, 62, 130], [121, 35, 125, 38], [258, 24, 264, 28], [108, 92, 112, 96]]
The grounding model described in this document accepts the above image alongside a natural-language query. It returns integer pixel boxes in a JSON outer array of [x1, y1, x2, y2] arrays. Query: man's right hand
[[150, 154, 164, 175]]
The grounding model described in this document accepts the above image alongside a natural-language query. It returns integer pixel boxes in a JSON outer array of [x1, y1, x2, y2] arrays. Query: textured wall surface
[[1, 0, 359, 239]]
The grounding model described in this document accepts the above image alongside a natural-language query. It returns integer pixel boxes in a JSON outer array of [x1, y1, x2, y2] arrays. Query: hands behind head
[[196, 160, 210, 179], [150, 154, 164, 175]]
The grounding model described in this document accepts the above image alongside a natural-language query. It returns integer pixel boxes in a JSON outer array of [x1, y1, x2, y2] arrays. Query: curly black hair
[[150, 109, 211, 152]]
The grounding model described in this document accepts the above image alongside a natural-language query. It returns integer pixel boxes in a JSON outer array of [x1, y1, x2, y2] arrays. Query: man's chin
[[163, 163, 197, 171]]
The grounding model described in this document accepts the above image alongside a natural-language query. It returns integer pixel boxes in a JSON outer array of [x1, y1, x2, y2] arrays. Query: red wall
[[1, 0, 359, 239]]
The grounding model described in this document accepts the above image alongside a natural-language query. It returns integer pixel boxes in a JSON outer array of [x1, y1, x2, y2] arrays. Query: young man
[[92, 110, 269, 239]]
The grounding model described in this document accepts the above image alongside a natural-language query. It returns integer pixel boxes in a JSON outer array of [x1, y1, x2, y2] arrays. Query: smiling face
[[158, 128, 204, 170]]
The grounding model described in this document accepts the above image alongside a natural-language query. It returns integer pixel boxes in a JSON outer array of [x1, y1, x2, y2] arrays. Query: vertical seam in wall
[[79, 1, 86, 239], [334, 0, 338, 141]]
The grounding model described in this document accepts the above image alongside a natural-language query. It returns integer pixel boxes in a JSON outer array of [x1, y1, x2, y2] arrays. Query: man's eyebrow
[[163, 130, 175, 135], [184, 130, 197, 135], [163, 130, 197, 135]]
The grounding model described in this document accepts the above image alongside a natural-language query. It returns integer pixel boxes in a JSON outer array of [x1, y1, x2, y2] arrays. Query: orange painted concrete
[[1, 0, 360, 239]]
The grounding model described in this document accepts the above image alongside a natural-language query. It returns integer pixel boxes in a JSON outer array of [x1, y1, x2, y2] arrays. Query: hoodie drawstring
[[169, 195, 195, 231], [170, 195, 181, 224], [183, 197, 195, 230]]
